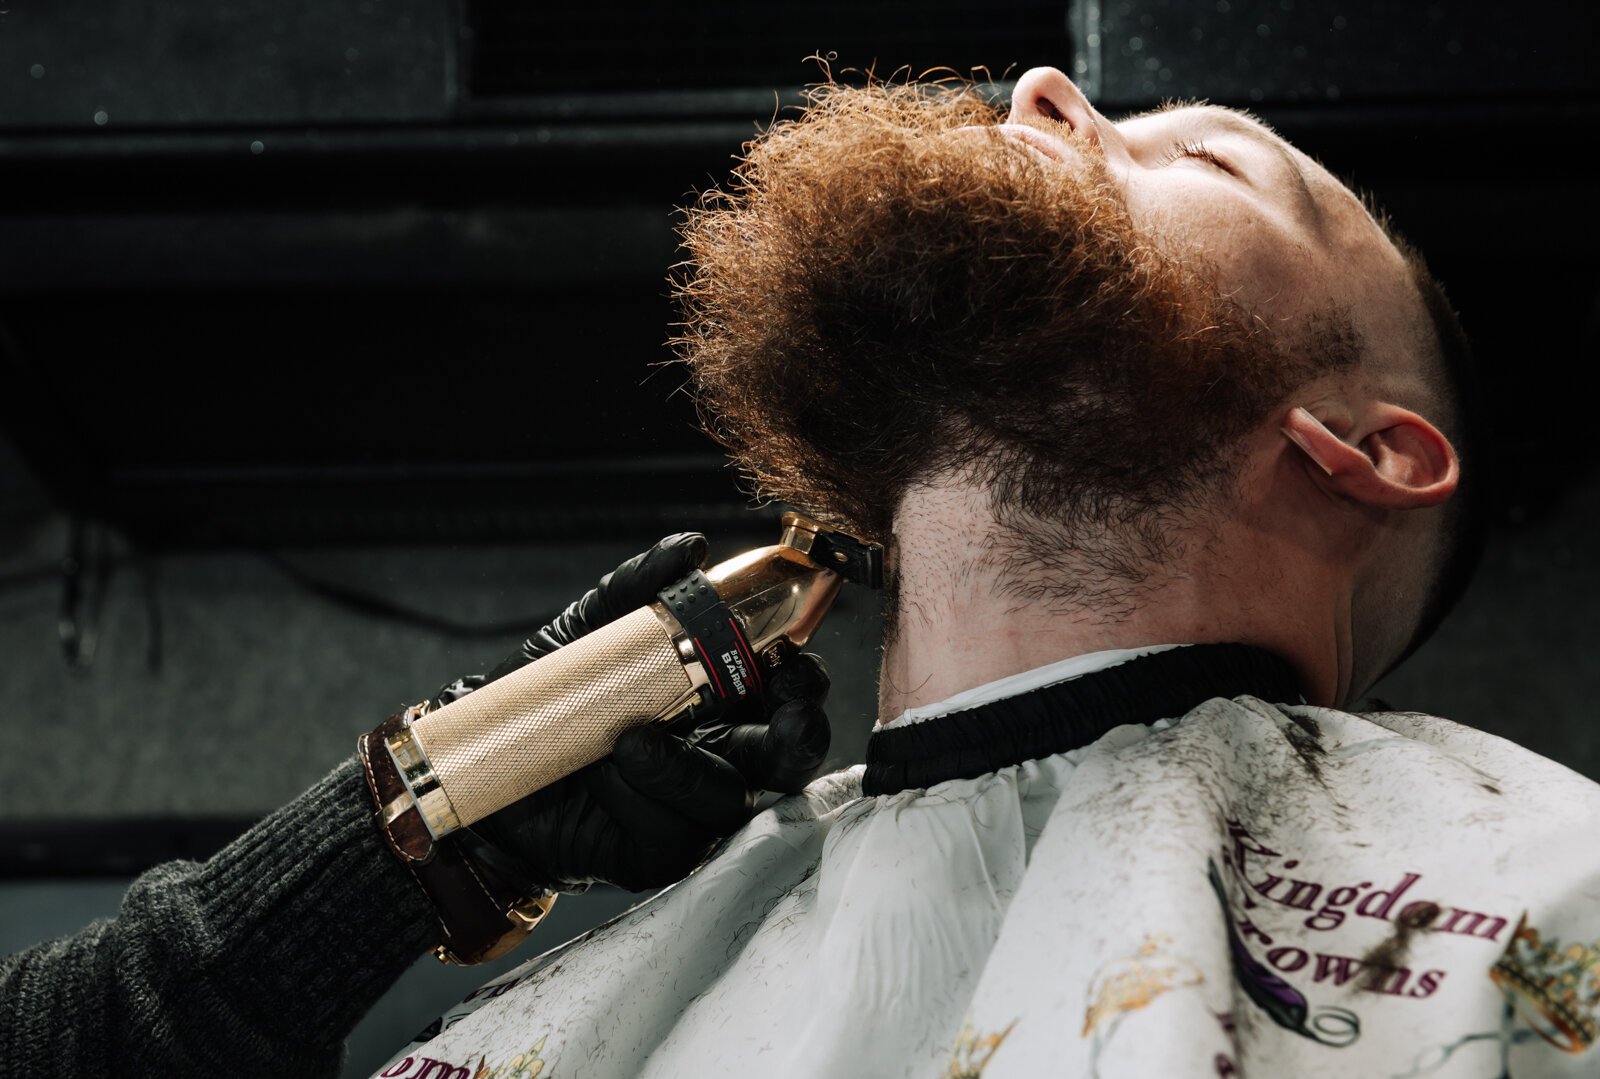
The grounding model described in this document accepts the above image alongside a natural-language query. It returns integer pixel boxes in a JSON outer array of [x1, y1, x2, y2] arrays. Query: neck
[[876, 477, 1340, 723]]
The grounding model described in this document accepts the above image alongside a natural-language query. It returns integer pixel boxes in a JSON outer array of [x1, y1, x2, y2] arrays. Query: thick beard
[[672, 81, 1340, 599]]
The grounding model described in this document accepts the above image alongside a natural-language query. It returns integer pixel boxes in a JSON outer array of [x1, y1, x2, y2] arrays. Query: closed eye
[[1159, 138, 1235, 175]]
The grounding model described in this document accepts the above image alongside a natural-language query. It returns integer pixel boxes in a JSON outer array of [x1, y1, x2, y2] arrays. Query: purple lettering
[[1281, 880, 1323, 911], [1266, 946, 1309, 972], [1409, 970, 1447, 999], [1311, 952, 1365, 987], [1437, 908, 1508, 942], [380, 1059, 414, 1078], [1356, 873, 1420, 921], [1366, 966, 1413, 996], [1227, 821, 1282, 876], [1305, 883, 1369, 931], [414, 1060, 470, 1079], [1250, 872, 1286, 901]]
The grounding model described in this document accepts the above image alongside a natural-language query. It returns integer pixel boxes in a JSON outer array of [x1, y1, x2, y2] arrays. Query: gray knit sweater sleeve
[[0, 756, 439, 1077]]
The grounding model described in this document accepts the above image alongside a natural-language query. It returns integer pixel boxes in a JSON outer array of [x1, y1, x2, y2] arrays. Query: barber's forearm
[[0, 915, 122, 1073], [0, 757, 437, 1077]]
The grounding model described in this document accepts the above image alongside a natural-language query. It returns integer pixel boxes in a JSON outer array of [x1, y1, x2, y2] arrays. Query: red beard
[[673, 80, 1350, 572]]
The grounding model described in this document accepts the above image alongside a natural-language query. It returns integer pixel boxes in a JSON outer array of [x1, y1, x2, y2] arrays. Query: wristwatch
[[358, 702, 556, 965]]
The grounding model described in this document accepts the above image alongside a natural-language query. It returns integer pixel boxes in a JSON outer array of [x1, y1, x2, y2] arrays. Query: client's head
[[674, 67, 1482, 703]]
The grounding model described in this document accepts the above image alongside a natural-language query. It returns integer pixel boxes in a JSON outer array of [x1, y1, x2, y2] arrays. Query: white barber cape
[[374, 644, 1600, 1079]]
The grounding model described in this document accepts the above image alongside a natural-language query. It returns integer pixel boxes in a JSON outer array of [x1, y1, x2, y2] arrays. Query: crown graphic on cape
[[1488, 913, 1600, 1053]]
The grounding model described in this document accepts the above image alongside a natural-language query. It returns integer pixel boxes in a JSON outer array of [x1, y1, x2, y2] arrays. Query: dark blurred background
[[1, 1, 1596, 1074]]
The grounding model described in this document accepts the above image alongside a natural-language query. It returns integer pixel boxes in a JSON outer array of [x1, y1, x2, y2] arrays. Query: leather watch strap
[[361, 709, 435, 861], [359, 705, 554, 965]]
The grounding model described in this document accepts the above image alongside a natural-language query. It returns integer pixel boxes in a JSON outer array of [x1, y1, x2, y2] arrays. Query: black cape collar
[[862, 643, 1304, 796]]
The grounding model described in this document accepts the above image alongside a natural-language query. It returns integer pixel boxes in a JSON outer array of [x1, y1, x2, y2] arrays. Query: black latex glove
[[435, 533, 831, 894]]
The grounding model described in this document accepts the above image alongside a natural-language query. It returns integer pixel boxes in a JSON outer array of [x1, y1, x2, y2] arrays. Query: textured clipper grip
[[410, 605, 692, 830]]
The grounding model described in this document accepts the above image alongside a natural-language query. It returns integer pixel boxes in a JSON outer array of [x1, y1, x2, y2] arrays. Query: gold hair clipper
[[382, 513, 882, 839]]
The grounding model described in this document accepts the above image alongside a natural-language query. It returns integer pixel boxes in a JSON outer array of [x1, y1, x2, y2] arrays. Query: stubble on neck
[[876, 471, 1228, 723]]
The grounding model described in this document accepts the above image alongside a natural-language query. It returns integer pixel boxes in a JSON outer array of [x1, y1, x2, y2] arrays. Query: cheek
[[1124, 177, 1319, 321], [1225, 224, 1321, 320]]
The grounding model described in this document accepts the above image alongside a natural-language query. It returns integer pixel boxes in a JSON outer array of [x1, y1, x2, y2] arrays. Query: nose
[[1006, 67, 1108, 153]]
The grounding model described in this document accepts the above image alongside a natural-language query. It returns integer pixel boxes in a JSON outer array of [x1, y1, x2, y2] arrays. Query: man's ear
[[1281, 404, 1458, 509]]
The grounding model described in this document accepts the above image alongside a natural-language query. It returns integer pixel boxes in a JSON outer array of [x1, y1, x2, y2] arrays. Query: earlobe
[[1281, 404, 1458, 510]]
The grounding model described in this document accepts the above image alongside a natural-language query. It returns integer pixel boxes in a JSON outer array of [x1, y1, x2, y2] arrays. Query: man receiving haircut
[[366, 67, 1599, 1077], [0, 64, 1562, 1079], [376, 67, 1600, 1077]]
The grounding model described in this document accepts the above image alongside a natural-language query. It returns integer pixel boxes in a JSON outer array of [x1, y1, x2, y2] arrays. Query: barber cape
[[374, 644, 1600, 1079]]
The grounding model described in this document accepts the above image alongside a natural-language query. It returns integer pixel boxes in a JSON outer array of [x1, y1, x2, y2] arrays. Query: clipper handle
[[385, 513, 880, 840], [405, 605, 694, 834]]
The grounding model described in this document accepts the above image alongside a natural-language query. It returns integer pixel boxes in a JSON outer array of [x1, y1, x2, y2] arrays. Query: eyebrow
[[1130, 102, 1324, 228]]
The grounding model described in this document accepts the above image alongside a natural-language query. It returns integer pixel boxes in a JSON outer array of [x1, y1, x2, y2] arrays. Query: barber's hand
[[435, 533, 832, 894]]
